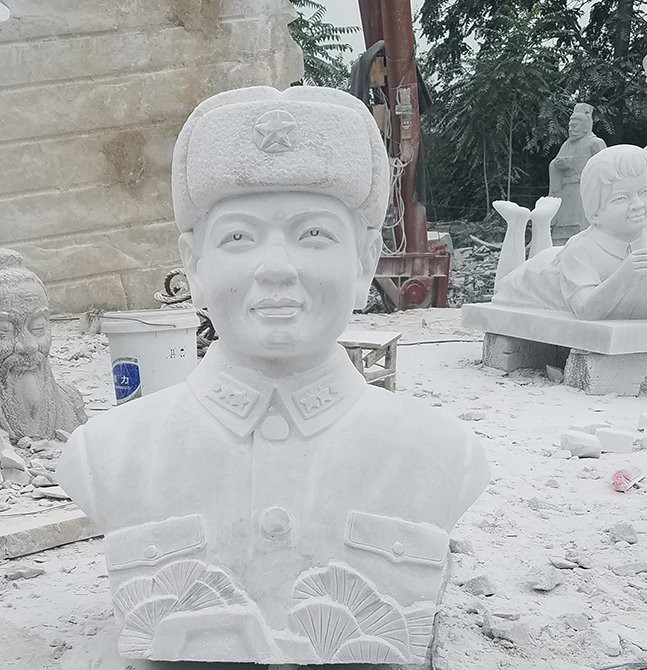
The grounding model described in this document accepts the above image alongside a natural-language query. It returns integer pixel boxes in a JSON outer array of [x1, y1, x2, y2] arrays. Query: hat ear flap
[[354, 228, 381, 310], [178, 233, 206, 308]]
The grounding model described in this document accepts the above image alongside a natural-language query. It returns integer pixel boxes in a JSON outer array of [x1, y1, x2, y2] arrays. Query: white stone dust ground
[[1, 308, 646, 670]]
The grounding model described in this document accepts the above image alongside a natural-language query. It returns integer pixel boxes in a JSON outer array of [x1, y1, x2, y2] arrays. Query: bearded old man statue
[[0, 249, 86, 441]]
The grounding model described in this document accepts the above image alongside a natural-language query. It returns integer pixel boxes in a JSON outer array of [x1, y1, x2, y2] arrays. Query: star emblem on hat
[[254, 110, 297, 154]]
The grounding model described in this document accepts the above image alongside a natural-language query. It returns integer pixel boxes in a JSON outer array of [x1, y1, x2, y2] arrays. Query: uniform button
[[392, 540, 405, 556], [259, 507, 291, 540], [260, 414, 290, 441], [144, 544, 158, 559]]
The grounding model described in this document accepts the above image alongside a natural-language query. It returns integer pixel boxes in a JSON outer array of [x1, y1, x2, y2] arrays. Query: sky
[[322, 0, 426, 58]]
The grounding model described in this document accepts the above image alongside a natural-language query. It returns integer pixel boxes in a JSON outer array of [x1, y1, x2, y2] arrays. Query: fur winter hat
[[172, 86, 389, 234]]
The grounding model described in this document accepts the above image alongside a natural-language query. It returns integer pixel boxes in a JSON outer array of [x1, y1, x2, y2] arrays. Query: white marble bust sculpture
[[493, 144, 647, 320], [57, 86, 490, 664], [0, 249, 86, 441]]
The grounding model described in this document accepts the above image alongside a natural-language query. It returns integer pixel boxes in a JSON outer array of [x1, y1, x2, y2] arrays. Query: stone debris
[[610, 562, 647, 577], [560, 430, 601, 458], [30, 475, 55, 488], [459, 410, 487, 421], [564, 551, 592, 569], [545, 479, 560, 488], [16, 436, 32, 449], [4, 566, 45, 581], [0, 445, 27, 471], [30, 440, 51, 453], [55, 429, 71, 442], [529, 566, 563, 592], [569, 422, 611, 435], [482, 611, 532, 645], [448, 243, 499, 307], [32, 485, 70, 500], [3, 469, 30, 486], [593, 624, 622, 657], [638, 411, 647, 431], [609, 522, 639, 544], [461, 574, 496, 596], [550, 556, 579, 570], [595, 427, 637, 453], [450, 538, 475, 556], [564, 613, 589, 631], [545, 365, 564, 383]]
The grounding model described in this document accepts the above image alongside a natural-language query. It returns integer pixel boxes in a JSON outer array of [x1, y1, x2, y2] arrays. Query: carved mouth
[[250, 298, 304, 319]]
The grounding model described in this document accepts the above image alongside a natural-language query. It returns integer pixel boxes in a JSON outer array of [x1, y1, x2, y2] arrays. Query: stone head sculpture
[[173, 86, 388, 375], [0, 249, 86, 440], [568, 102, 594, 139], [57, 86, 488, 664], [580, 144, 647, 239]]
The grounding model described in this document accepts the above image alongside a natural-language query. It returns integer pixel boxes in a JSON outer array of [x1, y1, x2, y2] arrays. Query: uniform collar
[[588, 226, 647, 260], [187, 342, 368, 439]]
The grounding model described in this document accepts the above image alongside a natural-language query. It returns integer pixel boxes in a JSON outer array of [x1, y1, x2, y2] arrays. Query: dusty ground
[[1, 308, 646, 670]]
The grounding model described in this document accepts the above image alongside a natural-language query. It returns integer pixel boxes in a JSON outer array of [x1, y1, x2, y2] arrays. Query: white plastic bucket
[[101, 308, 200, 404]]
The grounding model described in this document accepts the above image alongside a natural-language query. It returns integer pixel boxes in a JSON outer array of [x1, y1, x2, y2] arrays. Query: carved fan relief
[[113, 559, 250, 657], [290, 562, 437, 663], [111, 559, 437, 662]]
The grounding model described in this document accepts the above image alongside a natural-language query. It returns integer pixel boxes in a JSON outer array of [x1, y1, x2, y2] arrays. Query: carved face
[[568, 113, 589, 139], [592, 170, 647, 241], [190, 192, 364, 372], [0, 278, 51, 378]]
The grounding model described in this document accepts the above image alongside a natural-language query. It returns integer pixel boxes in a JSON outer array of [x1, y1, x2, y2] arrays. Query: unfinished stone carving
[[0, 250, 86, 441], [549, 103, 607, 245], [57, 86, 490, 663]]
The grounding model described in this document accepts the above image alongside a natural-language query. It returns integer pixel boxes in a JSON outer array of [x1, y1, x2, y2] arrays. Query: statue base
[[462, 304, 647, 396]]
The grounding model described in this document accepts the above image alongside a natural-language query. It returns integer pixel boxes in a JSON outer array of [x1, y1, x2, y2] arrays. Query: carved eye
[[220, 230, 254, 246], [299, 227, 337, 243]]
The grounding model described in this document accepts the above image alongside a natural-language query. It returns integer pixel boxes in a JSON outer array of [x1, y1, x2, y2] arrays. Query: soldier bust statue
[[57, 86, 489, 664], [0, 249, 86, 441]]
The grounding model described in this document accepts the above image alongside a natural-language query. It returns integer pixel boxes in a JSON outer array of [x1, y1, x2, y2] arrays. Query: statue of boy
[[57, 87, 489, 664], [549, 103, 607, 244], [494, 144, 647, 319], [0, 249, 86, 441]]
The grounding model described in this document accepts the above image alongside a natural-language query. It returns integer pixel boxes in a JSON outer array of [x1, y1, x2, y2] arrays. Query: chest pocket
[[344, 511, 449, 566], [105, 514, 206, 571]]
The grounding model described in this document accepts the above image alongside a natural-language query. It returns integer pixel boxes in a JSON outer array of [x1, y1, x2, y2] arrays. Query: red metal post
[[358, 0, 384, 48], [379, 0, 428, 269]]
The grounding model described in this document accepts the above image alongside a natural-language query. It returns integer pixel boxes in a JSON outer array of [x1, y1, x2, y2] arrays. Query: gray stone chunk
[[461, 574, 496, 596]]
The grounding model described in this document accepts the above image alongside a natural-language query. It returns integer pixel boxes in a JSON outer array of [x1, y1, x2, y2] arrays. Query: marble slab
[[462, 303, 647, 355]]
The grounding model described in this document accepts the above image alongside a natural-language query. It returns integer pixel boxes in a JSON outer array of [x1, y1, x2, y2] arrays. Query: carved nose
[[15, 331, 37, 354], [254, 246, 298, 285]]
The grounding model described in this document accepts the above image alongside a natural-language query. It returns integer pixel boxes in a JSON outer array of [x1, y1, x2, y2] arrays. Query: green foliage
[[419, 0, 647, 226], [288, 0, 360, 88]]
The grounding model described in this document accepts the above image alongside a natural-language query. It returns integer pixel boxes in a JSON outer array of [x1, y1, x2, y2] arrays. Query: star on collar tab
[[254, 110, 297, 154], [207, 374, 258, 419], [294, 382, 341, 419]]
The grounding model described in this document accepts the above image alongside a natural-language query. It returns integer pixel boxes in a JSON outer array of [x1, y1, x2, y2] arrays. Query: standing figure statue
[[0, 249, 87, 441], [549, 103, 607, 245]]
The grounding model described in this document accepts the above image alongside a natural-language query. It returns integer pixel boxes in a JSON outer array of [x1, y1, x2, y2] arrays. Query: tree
[[288, 0, 360, 88], [418, 0, 647, 222]]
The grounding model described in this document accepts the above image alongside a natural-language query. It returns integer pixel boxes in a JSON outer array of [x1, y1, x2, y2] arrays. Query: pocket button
[[392, 540, 405, 556], [144, 544, 159, 559]]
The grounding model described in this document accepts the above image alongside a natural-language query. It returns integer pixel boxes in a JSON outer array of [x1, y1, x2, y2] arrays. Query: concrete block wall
[[0, 0, 303, 313]]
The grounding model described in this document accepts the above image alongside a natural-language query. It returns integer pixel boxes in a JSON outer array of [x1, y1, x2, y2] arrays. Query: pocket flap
[[106, 514, 205, 570], [345, 511, 449, 566]]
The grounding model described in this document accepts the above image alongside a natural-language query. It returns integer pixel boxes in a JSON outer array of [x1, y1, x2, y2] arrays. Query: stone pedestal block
[[483, 333, 567, 373], [564, 350, 647, 396]]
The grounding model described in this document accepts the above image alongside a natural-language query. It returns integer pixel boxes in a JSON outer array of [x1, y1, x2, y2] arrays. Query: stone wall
[[0, 0, 303, 313]]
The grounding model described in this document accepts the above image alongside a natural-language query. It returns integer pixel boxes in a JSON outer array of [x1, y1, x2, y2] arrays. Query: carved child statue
[[0, 249, 86, 441], [57, 86, 489, 664], [494, 144, 647, 320]]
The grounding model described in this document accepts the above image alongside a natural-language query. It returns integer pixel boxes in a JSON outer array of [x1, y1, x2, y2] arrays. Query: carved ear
[[177, 232, 206, 308], [355, 228, 382, 310]]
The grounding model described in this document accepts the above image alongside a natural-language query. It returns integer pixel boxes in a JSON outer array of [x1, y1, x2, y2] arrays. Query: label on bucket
[[112, 357, 142, 404]]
